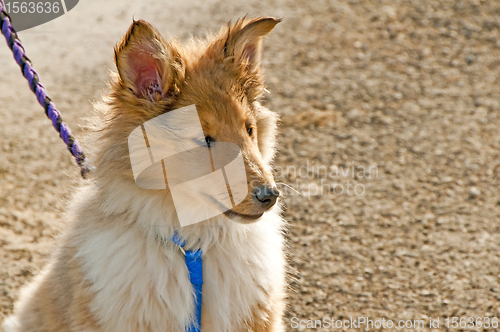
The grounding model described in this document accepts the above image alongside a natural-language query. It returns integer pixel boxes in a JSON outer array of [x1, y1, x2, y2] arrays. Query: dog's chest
[[200, 234, 283, 331], [80, 220, 284, 332]]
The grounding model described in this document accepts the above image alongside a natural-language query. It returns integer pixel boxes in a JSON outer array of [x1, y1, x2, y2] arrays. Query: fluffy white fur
[[3, 182, 285, 332]]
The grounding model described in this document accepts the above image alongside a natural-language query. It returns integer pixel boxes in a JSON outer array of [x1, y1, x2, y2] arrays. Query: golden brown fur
[[3, 17, 286, 332], [97, 17, 281, 215]]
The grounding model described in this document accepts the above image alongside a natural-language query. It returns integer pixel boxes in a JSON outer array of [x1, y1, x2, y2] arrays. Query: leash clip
[[171, 231, 187, 256]]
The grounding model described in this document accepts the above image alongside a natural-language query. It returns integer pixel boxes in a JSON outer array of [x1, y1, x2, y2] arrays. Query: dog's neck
[[92, 178, 258, 252]]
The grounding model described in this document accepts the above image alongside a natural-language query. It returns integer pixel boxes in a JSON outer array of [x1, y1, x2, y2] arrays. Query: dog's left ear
[[114, 20, 184, 101], [224, 17, 280, 74]]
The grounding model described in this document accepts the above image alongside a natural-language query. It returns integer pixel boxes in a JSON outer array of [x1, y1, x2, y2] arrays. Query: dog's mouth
[[223, 209, 264, 221]]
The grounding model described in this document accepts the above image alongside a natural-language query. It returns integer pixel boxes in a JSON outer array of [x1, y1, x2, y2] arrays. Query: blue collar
[[171, 232, 203, 332]]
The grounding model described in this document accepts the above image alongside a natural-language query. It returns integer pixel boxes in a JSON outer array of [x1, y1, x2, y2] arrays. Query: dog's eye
[[247, 126, 253, 137], [205, 136, 214, 147]]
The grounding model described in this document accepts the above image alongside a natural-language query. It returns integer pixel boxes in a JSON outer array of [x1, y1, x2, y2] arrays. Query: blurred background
[[1, 0, 500, 330]]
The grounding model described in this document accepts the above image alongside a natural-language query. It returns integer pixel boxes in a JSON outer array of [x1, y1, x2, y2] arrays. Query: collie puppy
[[3, 17, 286, 332]]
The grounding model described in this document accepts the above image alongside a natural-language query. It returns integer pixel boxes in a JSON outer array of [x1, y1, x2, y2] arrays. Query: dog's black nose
[[253, 185, 280, 209]]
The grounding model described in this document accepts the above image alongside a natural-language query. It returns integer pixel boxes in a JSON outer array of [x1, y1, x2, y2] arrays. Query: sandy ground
[[2, 0, 500, 331]]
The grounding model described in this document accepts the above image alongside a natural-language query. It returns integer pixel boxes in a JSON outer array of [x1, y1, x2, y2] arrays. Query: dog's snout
[[253, 186, 280, 209]]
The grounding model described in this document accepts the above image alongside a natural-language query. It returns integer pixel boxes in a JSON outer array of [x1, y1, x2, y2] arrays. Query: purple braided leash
[[0, 0, 91, 178]]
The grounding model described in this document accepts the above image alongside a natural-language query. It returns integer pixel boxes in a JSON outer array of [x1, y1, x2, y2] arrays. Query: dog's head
[[98, 18, 281, 223]]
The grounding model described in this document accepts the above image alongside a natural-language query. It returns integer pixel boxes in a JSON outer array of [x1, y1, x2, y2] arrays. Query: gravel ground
[[2, 0, 500, 331]]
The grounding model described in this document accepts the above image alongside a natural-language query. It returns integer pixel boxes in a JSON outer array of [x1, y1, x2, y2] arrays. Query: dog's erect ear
[[224, 17, 280, 73], [114, 20, 183, 100]]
